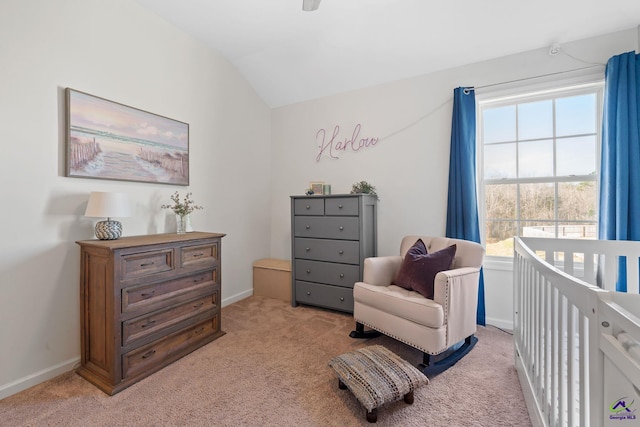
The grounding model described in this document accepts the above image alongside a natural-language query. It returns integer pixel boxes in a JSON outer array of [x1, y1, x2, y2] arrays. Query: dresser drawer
[[122, 292, 219, 346], [294, 198, 324, 215], [295, 281, 354, 312], [295, 259, 359, 288], [122, 315, 220, 380], [120, 249, 173, 280], [122, 270, 216, 314], [180, 242, 218, 269], [325, 197, 359, 216], [294, 238, 360, 264], [293, 217, 359, 240]]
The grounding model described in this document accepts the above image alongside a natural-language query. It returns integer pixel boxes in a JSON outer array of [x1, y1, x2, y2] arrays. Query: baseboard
[[222, 288, 253, 307], [0, 356, 80, 401], [486, 316, 513, 331]]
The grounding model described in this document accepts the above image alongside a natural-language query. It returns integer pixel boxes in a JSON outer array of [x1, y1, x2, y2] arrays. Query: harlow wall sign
[[315, 124, 380, 161]]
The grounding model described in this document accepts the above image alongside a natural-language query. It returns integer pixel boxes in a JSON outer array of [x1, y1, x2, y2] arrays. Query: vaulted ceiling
[[134, 0, 640, 107]]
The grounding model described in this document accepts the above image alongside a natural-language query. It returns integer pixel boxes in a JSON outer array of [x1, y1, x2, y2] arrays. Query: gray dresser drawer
[[325, 197, 359, 216], [295, 281, 354, 312], [295, 259, 360, 288], [293, 216, 359, 240], [294, 198, 324, 215], [294, 238, 360, 264]]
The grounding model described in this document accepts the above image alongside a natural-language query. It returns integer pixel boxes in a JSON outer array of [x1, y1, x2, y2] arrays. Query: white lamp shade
[[85, 192, 131, 218]]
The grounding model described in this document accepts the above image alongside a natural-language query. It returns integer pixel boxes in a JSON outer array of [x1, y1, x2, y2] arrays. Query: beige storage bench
[[252, 259, 292, 302]]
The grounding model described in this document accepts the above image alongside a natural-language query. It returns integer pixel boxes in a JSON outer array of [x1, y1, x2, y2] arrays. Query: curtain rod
[[463, 64, 605, 94]]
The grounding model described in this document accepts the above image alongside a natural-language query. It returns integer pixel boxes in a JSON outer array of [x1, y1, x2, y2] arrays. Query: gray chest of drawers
[[291, 194, 377, 313]]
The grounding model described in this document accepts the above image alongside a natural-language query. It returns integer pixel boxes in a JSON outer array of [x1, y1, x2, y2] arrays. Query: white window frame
[[477, 78, 604, 267]]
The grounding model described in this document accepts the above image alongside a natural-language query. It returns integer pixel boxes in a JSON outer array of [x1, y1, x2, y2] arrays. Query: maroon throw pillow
[[394, 243, 457, 299], [393, 239, 427, 290]]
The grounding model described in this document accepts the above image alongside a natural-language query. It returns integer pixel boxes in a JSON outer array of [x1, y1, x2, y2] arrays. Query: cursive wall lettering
[[315, 124, 380, 161]]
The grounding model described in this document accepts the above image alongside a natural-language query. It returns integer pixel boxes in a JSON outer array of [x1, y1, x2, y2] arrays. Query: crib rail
[[518, 236, 640, 293], [515, 237, 640, 427], [515, 237, 605, 427]]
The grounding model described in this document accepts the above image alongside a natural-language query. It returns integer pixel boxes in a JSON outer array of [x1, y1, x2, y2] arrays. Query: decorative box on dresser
[[76, 232, 225, 395], [291, 194, 377, 313]]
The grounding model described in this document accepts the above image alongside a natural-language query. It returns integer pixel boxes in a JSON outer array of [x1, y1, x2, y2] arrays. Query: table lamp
[[84, 192, 131, 240]]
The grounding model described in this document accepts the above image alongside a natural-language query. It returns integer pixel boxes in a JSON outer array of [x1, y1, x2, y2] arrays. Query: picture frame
[[310, 182, 324, 195], [66, 88, 190, 185]]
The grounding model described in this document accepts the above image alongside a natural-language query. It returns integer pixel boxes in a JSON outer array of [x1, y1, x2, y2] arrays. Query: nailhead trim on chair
[[354, 319, 448, 355]]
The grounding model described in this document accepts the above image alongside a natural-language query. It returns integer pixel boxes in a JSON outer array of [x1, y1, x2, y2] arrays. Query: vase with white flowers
[[161, 192, 203, 233]]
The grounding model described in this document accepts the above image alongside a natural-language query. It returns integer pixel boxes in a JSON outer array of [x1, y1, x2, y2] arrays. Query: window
[[478, 82, 603, 258]]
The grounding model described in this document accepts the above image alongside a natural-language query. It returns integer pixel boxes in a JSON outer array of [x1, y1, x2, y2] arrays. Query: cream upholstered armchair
[[350, 236, 485, 372]]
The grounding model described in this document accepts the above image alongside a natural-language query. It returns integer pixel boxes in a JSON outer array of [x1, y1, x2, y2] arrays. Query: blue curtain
[[446, 86, 485, 325], [598, 51, 640, 292]]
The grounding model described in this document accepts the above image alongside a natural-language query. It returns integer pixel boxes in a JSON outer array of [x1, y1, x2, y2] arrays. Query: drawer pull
[[305, 247, 310, 252], [340, 273, 344, 278], [141, 320, 156, 328], [306, 204, 311, 209], [339, 226, 344, 231], [305, 225, 310, 229], [307, 291, 311, 295], [338, 204, 343, 208], [192, 253, 204, 258], [339, 250, 344, 255], [140, 262, 155, 267], [306, 269, 311, 274], [142, 349, 156, 359], [193, 277, 205, 283], [140, 290, 156, 298], [340, 297, 344, 301], [193, 301, 205, 309]]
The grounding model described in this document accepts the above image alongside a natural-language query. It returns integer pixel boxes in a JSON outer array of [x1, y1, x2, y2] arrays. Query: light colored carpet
[[0, 296, 531, 426]]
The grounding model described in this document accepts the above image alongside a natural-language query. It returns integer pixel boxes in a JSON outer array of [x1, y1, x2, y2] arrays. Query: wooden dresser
[[76, 232, 225, 395], [290, 194, 377, 313]]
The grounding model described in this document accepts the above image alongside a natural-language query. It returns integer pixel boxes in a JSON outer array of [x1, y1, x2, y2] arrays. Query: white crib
[[514, 237, 640, 427]]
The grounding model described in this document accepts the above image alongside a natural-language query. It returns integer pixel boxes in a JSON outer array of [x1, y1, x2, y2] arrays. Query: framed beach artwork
[[66, 88, 189, 185]]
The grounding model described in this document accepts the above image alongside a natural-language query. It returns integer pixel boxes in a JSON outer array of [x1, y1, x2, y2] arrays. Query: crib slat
[[627, 255, 639, 294], [584, 252, 595, 285], [551, 287, 559, 426], [604, 254, 618, 292], [564, 252, 574, 277]]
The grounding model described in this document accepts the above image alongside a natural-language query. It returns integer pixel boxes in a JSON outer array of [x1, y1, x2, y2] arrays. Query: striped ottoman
[[329, 345, 429, 423]]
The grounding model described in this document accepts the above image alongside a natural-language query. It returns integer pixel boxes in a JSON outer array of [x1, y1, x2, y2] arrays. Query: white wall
[[0, 0, 271, 399], [270, 27, 639, 330]]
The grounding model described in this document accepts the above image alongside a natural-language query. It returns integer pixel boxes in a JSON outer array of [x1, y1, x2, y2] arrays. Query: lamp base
[[95, 220, 122, 240]]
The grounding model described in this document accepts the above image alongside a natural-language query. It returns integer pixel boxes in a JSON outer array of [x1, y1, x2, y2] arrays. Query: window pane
[[485, 184, 516, 220], [521, 221, 556, 238], [484, 143, 516, 179], [519, 139, 553, 177], [485, 220, 516, 257], [556, 93, 596, 137], [483, 105, 515, 143], [557, 181, 597, 221], [556, 222, 597, 239], [519, 183, 555, 220], [518, 100, 553, 140], [556, 136, 596, 176]]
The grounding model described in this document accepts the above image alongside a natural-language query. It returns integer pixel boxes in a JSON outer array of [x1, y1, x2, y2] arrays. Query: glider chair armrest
[[434, 267, 481, 346], [361, 256, 402, 287]]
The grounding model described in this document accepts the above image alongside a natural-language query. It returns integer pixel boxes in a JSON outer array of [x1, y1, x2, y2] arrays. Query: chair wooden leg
[[366, 407, 378, 423], [349, 322, 382, 339], [422, 352, 431, 367], [404, 391, 414, 404]]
